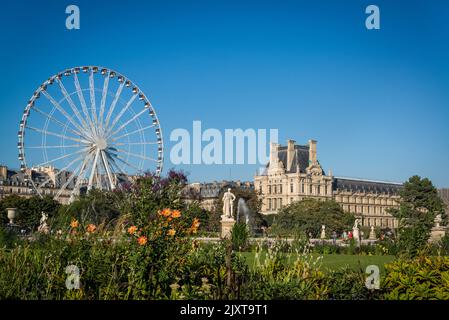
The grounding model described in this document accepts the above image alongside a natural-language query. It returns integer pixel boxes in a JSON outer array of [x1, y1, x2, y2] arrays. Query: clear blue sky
[[0, 0, 448, 187]]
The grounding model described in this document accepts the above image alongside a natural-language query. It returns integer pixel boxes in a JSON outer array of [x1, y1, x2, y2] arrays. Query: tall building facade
[[254, 139, 402, 229]]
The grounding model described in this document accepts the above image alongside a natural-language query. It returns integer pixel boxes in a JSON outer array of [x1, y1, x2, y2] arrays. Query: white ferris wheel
[[18, 66, 164, 202]]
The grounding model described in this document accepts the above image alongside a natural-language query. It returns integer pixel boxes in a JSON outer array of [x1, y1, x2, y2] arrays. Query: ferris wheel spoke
[[107, 154, 127, 175], [35, 146, 91, 167], [107, 94, 137, 136], [55, 152, 92, 199], [25, 144, 83, 149], [104, 82, 125, 131], [115, 141, 158, 146], [35, 152, 88, 191], [109, 152, 143, 174], [101, 150, 116, 190], [73, 72, 96, 133], [89, 70, 99, 128], [69, 152, 95, 201], [111, 124, 155, 142], [41, 90, 91, 139], [32, 106, 85, 138], [98, 75, 110, 129], [107, 108, 148, 139], [26, 125, 91, 144], [56, 78, 93, 137], [115, 149, 158, 162]]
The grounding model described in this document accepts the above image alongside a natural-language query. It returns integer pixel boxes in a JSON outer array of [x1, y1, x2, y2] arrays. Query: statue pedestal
[[430, 226, 446, 242], [220, 216, 235, 239], [353, 227, 360, 243]]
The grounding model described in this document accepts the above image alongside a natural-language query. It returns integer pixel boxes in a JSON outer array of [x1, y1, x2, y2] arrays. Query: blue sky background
[[0, 0, 448, 187]]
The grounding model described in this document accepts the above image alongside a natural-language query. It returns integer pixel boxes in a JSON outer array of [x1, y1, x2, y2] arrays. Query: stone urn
[[6, 208, 17, 224]]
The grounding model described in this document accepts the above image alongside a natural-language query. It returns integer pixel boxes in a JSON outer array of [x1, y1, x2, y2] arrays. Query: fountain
[[237, 198, 252, 232]]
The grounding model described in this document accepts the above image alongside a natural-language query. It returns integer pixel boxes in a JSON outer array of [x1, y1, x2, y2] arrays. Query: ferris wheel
[[18, 66, 164, 202]]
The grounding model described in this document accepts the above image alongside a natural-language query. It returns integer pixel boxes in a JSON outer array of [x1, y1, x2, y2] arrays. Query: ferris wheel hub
[[96, 138, 107, 150]]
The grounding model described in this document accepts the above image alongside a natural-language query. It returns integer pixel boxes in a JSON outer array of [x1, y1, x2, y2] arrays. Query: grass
[[241, 251, 395, 273]]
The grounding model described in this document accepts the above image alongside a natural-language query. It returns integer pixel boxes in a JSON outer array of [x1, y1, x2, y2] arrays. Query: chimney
[[0, 165, 7, 180], [287, 140, 295, 171], [269, 142, 280, 167], [308, 139, 317, 165]]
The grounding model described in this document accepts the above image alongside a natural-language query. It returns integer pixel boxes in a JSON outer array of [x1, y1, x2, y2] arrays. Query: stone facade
[[0, 165, 72, 204], [254, 139, 402, 229]]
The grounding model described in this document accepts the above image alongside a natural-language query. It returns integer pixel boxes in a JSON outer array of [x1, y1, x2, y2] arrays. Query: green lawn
[[241, 252, 395, 273]]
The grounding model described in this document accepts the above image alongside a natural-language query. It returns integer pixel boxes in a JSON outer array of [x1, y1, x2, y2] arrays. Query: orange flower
[[190, 218, 200, 234], [159, 208, 172, 217], [192, 218, 200, 228], [87, 224, 97, 233], [167, 229, 176, 237], [70, 219, 79, 228], [171, 210, 181, 218], [137, 236, 147, 246], [128, 225, 138, 235]]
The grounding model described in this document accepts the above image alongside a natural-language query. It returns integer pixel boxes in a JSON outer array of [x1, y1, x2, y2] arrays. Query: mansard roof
[[275, 144, 311, 174], [332, 177, 402, 195]]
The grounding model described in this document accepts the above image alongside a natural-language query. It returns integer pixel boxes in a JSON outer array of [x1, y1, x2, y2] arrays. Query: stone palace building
[[0, 165, 72, 204], [254, 139, 403, 229]]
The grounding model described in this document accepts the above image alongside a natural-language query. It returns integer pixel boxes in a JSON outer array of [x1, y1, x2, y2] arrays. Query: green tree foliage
[[272, 198, 355, 237], [0, 195, 60, 230], [389, 175, 445, 257], [54, 189, 123, 228]]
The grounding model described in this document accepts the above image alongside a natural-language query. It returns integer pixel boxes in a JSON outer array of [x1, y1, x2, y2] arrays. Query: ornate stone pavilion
[[254, 139, 402, 229]]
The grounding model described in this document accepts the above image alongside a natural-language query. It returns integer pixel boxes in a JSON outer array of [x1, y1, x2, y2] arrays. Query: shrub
[[0, 225, 19, 249], [231, 223, 249, 251], [241, 248, 328, 299], [327, 268, 382, 300], [383, 255, 449, 300]]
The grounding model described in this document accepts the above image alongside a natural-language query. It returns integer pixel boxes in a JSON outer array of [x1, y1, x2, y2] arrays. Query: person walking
[[332, 231, 337, 245]]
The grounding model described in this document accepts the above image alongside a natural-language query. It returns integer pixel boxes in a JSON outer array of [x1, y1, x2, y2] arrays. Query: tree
[[55, 189, 122, 228], [272, 198, 355, 237], [0, 195, 60, 230], [389, 175, 445, 257]]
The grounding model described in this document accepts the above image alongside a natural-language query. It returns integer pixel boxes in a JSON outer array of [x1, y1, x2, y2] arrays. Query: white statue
[[320, 225, 326, 239], [369, 225, 376, 240], [222, 188, 236, 220], [353, 219, 360, 230], [37, 211, 49, 234], [353, 219, 360, 242]]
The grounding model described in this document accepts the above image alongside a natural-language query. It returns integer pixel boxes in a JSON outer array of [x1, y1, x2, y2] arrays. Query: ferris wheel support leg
[[88, 149, 100, 191], [101, 150, 116, 190]]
